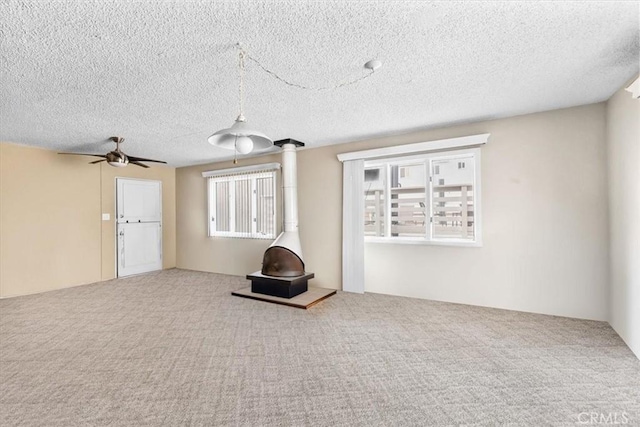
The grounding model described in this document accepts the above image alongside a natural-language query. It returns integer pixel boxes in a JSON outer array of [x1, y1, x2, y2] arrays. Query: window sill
[[365, 237, 482, 248]]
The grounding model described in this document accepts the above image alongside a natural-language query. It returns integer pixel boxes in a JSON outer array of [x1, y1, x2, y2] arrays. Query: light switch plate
[[102, 213, 111, 221]]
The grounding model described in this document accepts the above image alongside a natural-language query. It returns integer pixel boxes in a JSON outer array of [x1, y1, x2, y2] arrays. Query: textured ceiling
[[1, 1, 638, 167]]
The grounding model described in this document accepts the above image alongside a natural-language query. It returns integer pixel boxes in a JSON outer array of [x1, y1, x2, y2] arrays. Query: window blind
[[206, 165, 278, 239]]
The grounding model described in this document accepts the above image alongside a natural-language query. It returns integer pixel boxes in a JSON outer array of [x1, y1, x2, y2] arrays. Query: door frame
[[115, 177, 163, 278]]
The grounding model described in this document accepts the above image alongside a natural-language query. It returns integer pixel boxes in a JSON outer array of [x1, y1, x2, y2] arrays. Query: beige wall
[[0, 142, 176, 297], [176, 156, 283, 276], [0, 143, 101, 297], [606, 76, 640, 357], [0, 96, 624, 330], [176, 104, 610, 321], [364, 104, 610, 321], [177, 145, 343, 287]]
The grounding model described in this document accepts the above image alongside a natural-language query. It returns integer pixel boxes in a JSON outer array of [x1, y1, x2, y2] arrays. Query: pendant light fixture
[[208, 46, 273, 155]]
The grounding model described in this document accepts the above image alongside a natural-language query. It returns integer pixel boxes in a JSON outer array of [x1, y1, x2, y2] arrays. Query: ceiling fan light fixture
[[106, 149, 129, 167], [58, 136, 166, 168], [108, 160, 128, 167]]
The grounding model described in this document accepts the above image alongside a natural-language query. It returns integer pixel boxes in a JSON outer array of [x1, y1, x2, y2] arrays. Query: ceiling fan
[[58, 137, 167, 168]]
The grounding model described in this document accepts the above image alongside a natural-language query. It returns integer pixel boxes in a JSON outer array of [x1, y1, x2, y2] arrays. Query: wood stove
[[246, 139, 314, 298]]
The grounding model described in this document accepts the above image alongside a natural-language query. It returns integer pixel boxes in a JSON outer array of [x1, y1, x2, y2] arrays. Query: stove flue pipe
[[261, 139, 306, 277], [282, 143, 300, 234]]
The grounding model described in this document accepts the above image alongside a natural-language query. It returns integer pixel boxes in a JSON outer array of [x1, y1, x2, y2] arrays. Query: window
[[206, 166, 277, 239], [364, 148, 481, 245]]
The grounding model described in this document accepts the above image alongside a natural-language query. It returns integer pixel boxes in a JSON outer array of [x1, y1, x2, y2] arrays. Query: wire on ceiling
[[237, 43, 378, 91]]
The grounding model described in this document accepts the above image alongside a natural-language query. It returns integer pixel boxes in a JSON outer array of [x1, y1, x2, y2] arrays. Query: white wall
[[607, 76, 640, 358], [364, 104, 610, 321]]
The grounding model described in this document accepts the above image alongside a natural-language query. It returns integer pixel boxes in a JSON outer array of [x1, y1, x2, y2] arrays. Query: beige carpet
[[1, 269, 638, 426]]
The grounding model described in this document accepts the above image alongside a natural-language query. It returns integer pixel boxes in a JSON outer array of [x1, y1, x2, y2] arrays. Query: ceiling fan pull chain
[[233, 135, 239, 164]]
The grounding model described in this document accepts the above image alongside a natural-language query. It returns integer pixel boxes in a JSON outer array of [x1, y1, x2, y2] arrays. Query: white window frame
[[203, 164, 278, 239], [364, 148, 482, 247]]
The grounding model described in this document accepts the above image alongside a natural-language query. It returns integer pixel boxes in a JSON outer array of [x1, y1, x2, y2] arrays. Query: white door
[[116, 179, 162, 277], [117, 179, 162, 223], [117, 222, 162, 277]]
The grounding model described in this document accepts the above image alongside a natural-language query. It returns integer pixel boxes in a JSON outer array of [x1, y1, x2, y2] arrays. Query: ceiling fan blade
[[130, 161, 150, 169], [58, 152, 108, 159], [89, 159, 106, 164], [126, 156, 167, 164]]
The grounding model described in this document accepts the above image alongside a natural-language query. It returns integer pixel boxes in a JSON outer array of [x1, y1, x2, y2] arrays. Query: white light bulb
[[235, 136, 254, 154]]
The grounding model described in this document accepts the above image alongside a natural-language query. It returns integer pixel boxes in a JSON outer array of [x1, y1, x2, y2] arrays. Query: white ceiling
[[1, 1, 638, 167]]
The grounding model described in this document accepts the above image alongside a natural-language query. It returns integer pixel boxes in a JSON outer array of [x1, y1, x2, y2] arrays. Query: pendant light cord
[[238, 48, 245, 118], [234, 48, 246, 162], [236, 44, 376, 91]]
